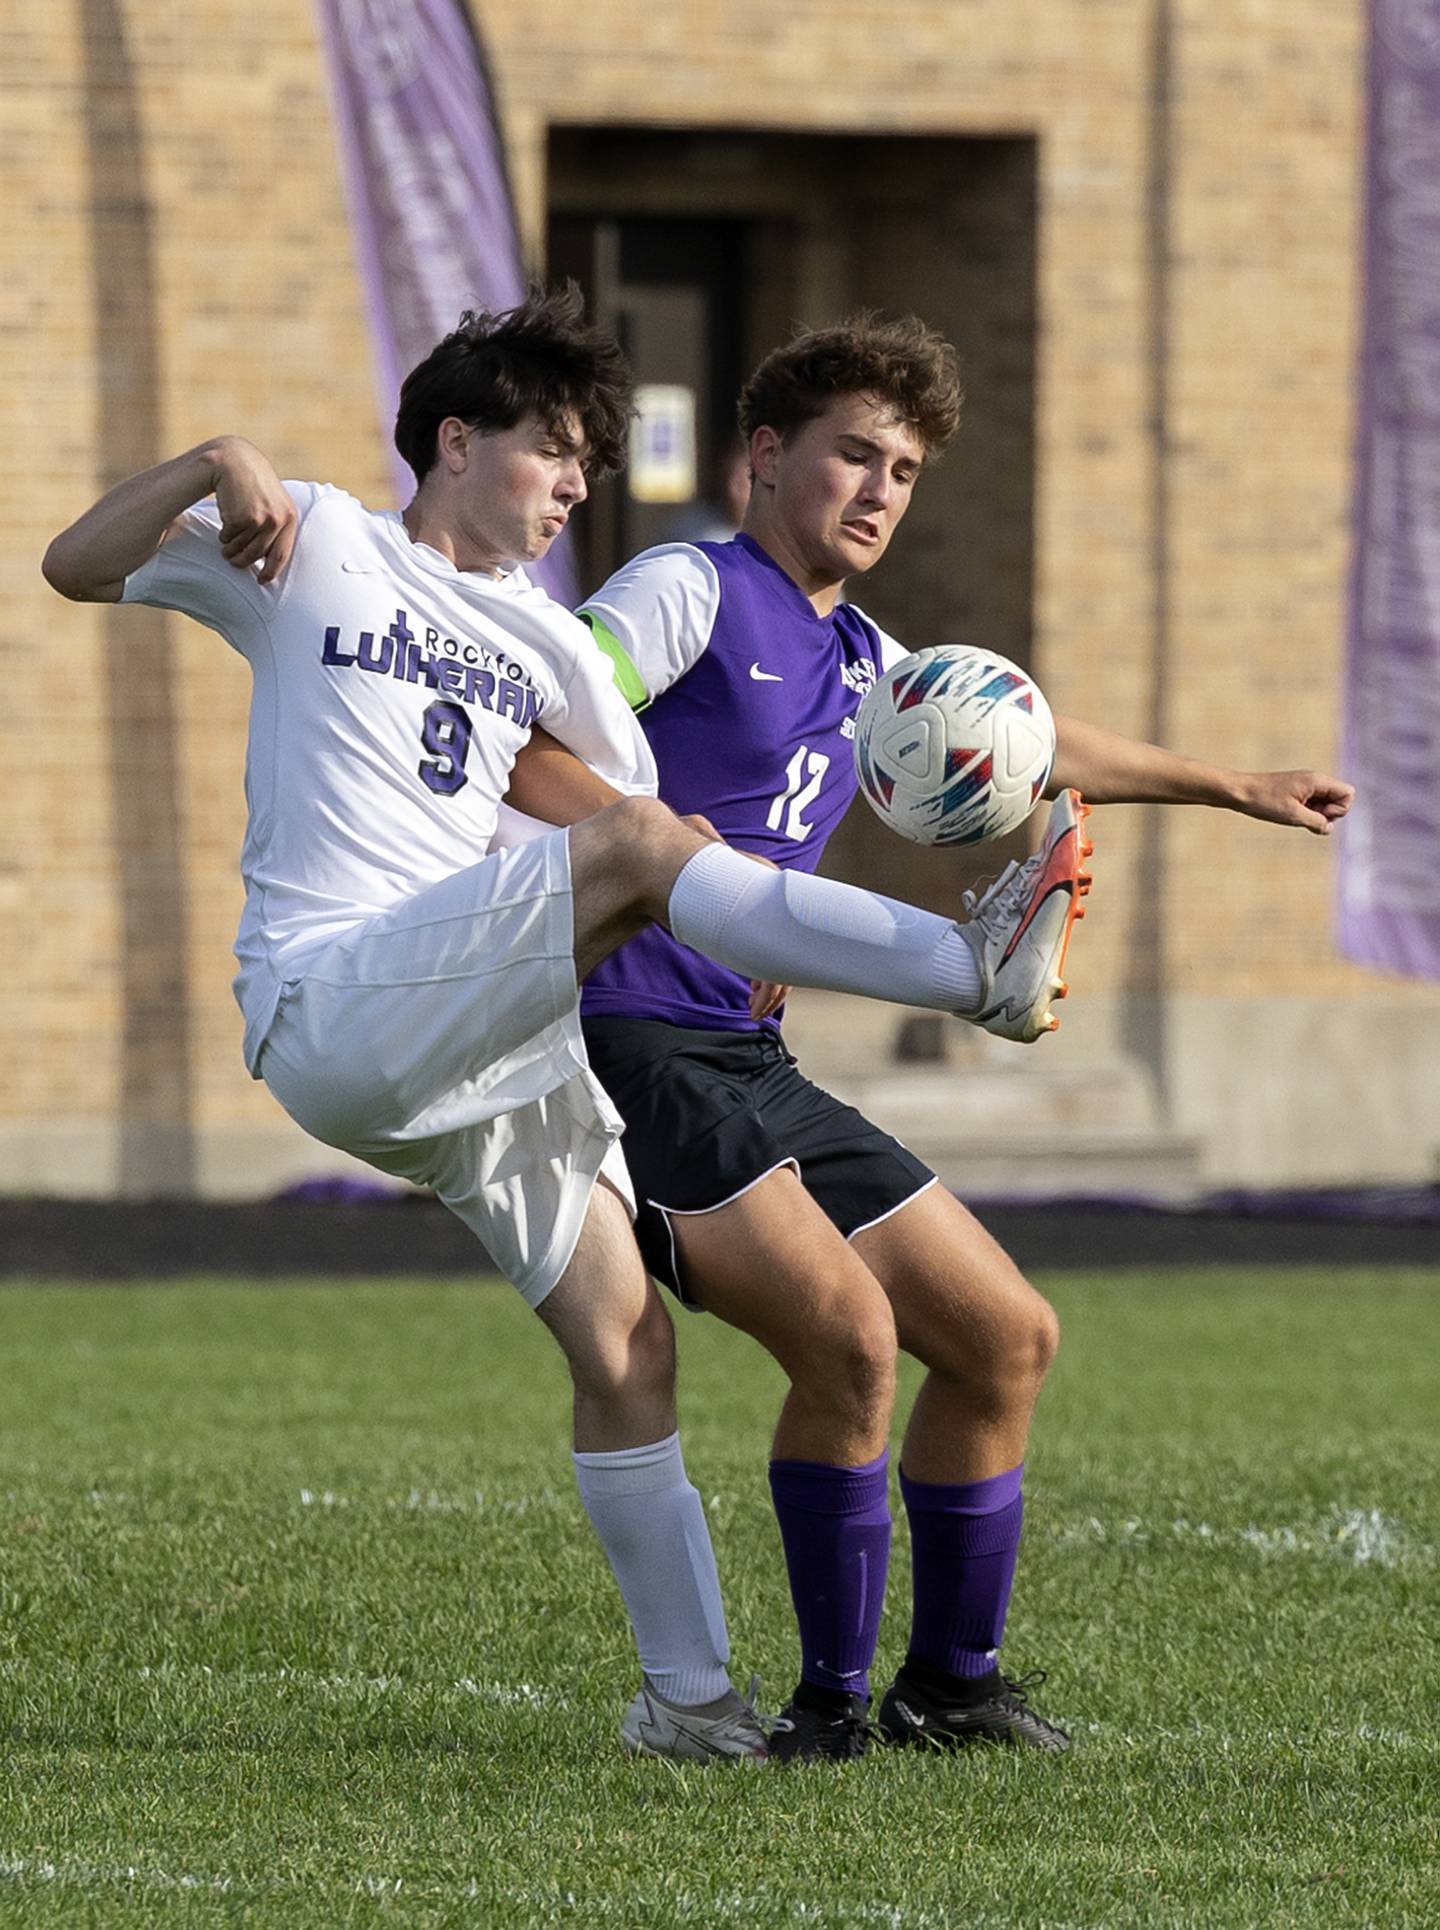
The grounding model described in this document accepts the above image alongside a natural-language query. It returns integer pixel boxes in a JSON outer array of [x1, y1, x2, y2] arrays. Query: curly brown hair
[[394, 282, 634, 486], [738, 313, 962, 459]]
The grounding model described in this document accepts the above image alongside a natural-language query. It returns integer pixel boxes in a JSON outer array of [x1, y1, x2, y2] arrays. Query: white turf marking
[[292, 1486, 568, 1514], [1054, 1507, 1431, 1569], [0, 1857, 984, 1925], [396, 1486, 567, 1515], [5, 1484, 571, 1515], [543, 1896, 1048, 1928], [0, 1853, 234, 1896], [132, 1664, 559, 1707]]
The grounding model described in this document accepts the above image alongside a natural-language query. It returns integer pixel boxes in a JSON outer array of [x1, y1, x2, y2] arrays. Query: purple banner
[[314, 0, 575, 600], [1339, 0, 1440, 978]]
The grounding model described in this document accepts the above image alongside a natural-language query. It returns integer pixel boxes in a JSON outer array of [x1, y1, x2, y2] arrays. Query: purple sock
[[900, 1462, 1024, 1680], [768, 1451, 891, 1699]]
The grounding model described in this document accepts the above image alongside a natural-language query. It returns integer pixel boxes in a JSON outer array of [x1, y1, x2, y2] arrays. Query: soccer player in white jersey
[[504, 313, 1355, 1760], [43, 289, 1093, 1764]]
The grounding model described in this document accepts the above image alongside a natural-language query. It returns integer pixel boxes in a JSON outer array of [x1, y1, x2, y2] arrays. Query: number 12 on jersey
[[766, 745, 829, 842]]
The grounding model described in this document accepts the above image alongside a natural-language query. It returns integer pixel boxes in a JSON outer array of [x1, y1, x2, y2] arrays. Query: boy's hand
[[749, 979, 790, 1021], [210, 439, 298, 582], [1234, 770, 1355, 835]]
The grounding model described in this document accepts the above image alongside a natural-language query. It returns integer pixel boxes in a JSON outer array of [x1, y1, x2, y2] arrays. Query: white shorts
[[257, 828, 634, 1305]]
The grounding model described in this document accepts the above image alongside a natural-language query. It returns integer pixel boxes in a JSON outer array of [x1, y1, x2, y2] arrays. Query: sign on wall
[[628, 386, 698, 504]]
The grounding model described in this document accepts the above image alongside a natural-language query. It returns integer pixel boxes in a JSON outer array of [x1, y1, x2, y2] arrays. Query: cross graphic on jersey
[[320, 606, 542, 731]]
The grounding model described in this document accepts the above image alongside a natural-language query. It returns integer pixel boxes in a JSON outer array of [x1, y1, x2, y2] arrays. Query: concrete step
[[921, 1132, 1205, 1201], [834, 1063, 1156, 1140], [776, 990, 1204, 1199], [780, 990, 1161, 1134]]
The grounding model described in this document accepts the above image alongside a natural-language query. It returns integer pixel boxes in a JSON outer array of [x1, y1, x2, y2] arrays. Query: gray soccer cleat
[[620, 1675, 769, 1763], [956, 788, 1094, 1042]]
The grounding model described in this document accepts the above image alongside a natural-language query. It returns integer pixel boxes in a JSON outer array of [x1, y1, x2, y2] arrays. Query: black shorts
[[582, 1016, 935, 1307]]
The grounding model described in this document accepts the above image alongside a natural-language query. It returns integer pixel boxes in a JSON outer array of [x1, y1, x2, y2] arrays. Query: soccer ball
[[853, 645, 1056, 846]]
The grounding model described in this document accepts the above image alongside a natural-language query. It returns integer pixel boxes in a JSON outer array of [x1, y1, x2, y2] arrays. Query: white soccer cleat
[[955, 789, 1094, 1043], [620, 1676, 769, 1763]]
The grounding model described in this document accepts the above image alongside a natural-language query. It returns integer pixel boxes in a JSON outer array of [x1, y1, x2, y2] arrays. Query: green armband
[[579, 609, 649, 711]]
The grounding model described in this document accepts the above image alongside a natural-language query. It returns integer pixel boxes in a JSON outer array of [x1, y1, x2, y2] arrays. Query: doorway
[[548, 126, 1038, 906]]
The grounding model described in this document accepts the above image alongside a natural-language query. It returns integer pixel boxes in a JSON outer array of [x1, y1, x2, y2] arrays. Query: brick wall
[[8, 0, 1437, 1195]]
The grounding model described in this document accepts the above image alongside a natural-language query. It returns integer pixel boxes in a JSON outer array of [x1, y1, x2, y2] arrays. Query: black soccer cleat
[[768, 1684, 875, 1763], [877, 1666, 1071, 1753]]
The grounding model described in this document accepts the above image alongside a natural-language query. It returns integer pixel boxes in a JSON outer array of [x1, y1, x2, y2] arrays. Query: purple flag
[[315, 0, 576, 601], [1339, 1, 1440, 978]]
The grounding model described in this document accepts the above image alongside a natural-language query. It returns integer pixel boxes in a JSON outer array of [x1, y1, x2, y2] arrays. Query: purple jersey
[[580, 535, 903, 1029]]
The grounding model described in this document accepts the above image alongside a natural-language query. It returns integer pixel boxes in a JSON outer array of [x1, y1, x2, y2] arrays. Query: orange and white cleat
[[955, 790, 1094, 1043]]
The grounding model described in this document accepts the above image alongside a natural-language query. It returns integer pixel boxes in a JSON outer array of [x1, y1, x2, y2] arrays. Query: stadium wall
[[6, 0, 1438, 1200]]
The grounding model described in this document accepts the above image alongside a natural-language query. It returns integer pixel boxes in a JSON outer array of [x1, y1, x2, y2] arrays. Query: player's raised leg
[[850, 1185, 1070, 1750], [566, 789, 1092, 1040], [534, 1178, 768, 1762], [666, 1166, 898, 1763]]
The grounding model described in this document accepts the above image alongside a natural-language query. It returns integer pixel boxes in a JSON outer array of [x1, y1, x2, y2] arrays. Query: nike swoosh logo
[[340, 559, 377, 574], [1000, 826, 1078, 965], [749, 663, 784, 682], [635, 1695, 727, 1759]]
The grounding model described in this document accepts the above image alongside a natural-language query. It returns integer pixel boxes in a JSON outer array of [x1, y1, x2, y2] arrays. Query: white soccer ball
[[853, 645, 1056, 846]]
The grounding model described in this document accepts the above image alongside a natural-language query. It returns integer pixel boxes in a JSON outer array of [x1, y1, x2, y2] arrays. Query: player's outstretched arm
[[1048, 713, 1354, 836], [42, 437, 297, 604], [504, 728, 627, 825], [507, 730, 739, 846]]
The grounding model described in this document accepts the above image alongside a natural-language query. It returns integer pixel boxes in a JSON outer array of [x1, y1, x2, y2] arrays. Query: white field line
[[129, 1664, 559, 1708], [30, 1490, 1427, 1564], [3, 1486, 571, 1514], [1053, 1507, 1432, 1569], [295, 1486, 569, 1514], [0, 1489, 136, 1505], [269, 1874, 1036, 1927], [0, 1853, 235, 1897], [540, 1897, 1005, 1928], [470, 1894, 1085, 1928], [0, 1857, 1016, 1926]]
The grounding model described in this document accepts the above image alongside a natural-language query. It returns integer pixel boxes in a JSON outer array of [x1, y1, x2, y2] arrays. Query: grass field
[[1, 1266, 1436, 1928]]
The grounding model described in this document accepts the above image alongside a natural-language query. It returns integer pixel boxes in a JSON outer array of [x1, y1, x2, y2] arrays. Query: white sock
[[571, 1431, 733, 1707], [667, 844, 982, 1013]]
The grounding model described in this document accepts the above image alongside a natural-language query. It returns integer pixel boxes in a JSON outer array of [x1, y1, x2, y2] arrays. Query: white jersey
[[122, 483, 656, 1072]]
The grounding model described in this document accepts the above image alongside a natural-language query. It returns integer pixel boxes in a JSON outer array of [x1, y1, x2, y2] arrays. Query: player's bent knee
[[570, 1288, 676, 1404], [586, 795, 701, 910], [629, 1286, 679, 1386], [913, 1274, 1058, 1408], [803, 1300, 897, 1423], [984, 1287, 1059, 1397], [993, 1283, 1059, 1384], [590, 795, 676, 870], [1032, 1294, 1061, 1378]]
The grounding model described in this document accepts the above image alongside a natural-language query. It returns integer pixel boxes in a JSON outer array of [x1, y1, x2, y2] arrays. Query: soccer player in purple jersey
[[45, 291, 1102, 1768], [509, 314, 1354, 1761]]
